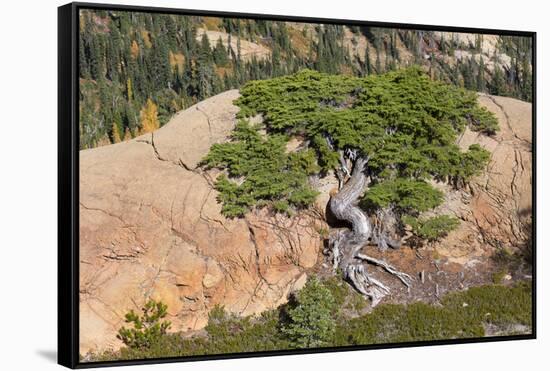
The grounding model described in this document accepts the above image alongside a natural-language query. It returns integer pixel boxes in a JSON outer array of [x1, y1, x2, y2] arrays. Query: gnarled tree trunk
[[330, 156, 371, 236], [328, 156, 412, 306]]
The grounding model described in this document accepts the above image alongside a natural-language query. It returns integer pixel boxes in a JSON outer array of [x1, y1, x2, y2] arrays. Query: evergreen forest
[[78, 9, 532, 149]]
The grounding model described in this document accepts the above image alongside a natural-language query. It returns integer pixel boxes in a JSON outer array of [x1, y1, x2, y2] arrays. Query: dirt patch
[[319, 241, 531, 314]]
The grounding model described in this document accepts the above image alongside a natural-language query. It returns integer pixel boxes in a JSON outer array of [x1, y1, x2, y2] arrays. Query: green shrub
[[204, 306, 289, 354], [335, 281, 532, 346], [361, 179, 444, 213], [202, 120, 319, 217], [321, 276, 349, 309], [402, 215, 460, 242], [282, 277, 337, 348], [93, 281, 531, 362], [334, 302, 484, 346], [322, 276, 366, 315], [117, 300, 171, 350]]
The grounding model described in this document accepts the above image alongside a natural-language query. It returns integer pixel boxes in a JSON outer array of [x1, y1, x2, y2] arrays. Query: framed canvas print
[[58, 2, 536, 368]]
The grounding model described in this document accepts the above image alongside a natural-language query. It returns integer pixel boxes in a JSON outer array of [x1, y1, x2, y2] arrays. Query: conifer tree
[[213, 36, 229, 66], [477, 57, 486, 92], [126, 78, 133, 101], [282, 278, 336, 348], [475, 34, 482, 52], [205, 68, 497, 303], [461, 59, 475, 90], [79, 33, 90, 78], [139, 98, 160, 133], [453, 62, 461, 86], [272, 45, 282, 77], [130, 40, 140, 60], [152, 35, 172, 90], [237, 32, 242, 62], [165, 16, 177, 51], [195, 33, 215, 100], [375, 50, 382, 73], [490, 64, 506, 96], [199, 33, 213, 63], [440, 37, 447, 54], [520, 56, 532, 101], [123, 127, 132, 141], [111, 122, 122, 143], [89, 36, 104, 80]]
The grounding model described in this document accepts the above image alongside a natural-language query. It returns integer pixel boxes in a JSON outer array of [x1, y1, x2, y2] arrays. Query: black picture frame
[[58, 2, 537, 368]]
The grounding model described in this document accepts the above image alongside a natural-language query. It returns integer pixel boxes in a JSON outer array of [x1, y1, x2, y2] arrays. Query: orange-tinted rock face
[[79, 90, 323, 354], [429, 94, 532, 263]]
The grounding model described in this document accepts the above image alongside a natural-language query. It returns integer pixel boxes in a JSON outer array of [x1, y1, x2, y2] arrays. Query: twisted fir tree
[[203, 67, 497, 303]]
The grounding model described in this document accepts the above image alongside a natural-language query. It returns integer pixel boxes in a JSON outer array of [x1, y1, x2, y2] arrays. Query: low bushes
[[88, 280, 532, 361]]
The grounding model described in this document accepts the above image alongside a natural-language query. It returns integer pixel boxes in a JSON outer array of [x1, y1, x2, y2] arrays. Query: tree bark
[[329, 156, 370, 236], [328, 156, 412, 305]]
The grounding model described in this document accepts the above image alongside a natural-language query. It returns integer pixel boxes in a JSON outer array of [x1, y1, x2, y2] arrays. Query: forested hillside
[[79, 9, 532, 149]]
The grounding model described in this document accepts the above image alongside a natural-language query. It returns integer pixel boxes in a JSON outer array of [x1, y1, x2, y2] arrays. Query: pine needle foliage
[[117, 300, 172, 350], [79, 9, 530, 149], [402, 215, 460, 242], [281, 277, 337, 348], [205, 67, 496, 220], [202, 120, 319, 217], [361, 179, 443, 213]]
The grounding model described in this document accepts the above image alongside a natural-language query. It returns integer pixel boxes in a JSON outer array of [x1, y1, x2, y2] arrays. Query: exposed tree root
[[327, 153, 413, 305], [355, 253, 413, 288], [346, 262, 390, 306], [328, 229, 413, 305]]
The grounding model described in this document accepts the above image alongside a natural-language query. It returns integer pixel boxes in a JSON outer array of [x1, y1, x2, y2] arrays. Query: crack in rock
[[195, 104, 213, 142], [485, 95, 530, 146], [80, 201, 126, 225]]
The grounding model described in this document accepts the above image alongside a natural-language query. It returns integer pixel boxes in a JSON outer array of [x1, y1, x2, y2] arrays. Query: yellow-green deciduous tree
[[140, 98, 160, 133]]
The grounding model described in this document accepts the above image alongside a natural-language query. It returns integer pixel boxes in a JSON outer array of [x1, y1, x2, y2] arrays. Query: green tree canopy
[[204, 67, 496, 222], [203, 120, 319, 217]]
